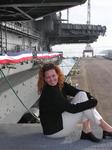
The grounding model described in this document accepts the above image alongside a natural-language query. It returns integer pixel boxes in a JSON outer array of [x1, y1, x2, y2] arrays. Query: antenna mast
[[67, 8, 69, 23], [84, 0, 94, 57], [87, 0, 91, 24]]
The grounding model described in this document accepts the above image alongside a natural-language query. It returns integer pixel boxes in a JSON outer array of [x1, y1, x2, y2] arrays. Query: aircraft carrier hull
[[0, 57, 75, 123]]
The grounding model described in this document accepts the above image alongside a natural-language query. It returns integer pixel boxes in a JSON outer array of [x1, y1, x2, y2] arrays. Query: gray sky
[[53, 0, 112, 57]]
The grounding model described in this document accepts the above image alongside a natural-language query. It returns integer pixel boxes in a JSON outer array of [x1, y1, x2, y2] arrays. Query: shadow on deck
[[0, 124, 112, 150]]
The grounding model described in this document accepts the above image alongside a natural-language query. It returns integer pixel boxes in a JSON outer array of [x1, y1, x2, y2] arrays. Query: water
[[60, 58, 76, 76]]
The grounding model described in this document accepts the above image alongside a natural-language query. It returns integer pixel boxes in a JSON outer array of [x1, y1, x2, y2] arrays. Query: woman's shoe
[[103, 131, 112, 139], [80, 131, 101, 143]]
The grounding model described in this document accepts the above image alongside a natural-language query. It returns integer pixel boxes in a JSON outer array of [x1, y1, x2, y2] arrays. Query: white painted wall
[[0, 75, 39, 123]]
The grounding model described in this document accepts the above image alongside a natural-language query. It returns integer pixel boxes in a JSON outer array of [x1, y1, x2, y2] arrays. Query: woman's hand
[[89, 97, 98, 107], [86, 92, 98, 107]]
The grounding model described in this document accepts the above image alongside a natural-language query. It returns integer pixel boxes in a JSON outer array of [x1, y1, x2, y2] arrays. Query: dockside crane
[[83, 0, 94, 57]]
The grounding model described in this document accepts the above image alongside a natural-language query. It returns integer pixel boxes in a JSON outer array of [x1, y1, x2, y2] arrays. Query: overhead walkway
[[0, 0, 87, 21], [49, 23, 106, 44]]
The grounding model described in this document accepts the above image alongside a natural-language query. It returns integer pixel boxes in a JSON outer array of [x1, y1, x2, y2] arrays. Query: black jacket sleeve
[[86, 92, 97, 102], [50, 86, 97, 114], [62, 98, 97, 113], [62, 82, 82, 96], [63, 82, 98, 105]]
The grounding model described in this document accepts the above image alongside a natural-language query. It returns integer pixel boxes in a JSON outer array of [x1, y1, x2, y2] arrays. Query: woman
[[37, 62, 112, 142]]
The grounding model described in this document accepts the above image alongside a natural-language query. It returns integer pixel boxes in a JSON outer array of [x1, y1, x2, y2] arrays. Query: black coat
[[39, 82, 97, 135]]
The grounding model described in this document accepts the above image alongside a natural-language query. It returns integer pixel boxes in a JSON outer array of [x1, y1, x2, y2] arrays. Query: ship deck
[[0, 123, 112, 150], [0, 57, 112, 149]]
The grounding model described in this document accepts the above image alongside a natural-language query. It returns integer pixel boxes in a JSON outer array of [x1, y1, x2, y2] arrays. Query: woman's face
[[44, 69, 58, 86]]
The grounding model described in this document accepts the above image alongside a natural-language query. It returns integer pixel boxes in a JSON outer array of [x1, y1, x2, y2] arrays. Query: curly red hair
[[37, 63, 65, 94]]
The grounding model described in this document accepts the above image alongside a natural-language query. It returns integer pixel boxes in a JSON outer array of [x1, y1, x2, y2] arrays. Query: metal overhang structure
[[0, 0, 87, 21]]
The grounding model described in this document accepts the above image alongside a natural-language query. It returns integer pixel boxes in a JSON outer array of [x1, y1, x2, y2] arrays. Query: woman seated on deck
[[37, 62, 112, 143]]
